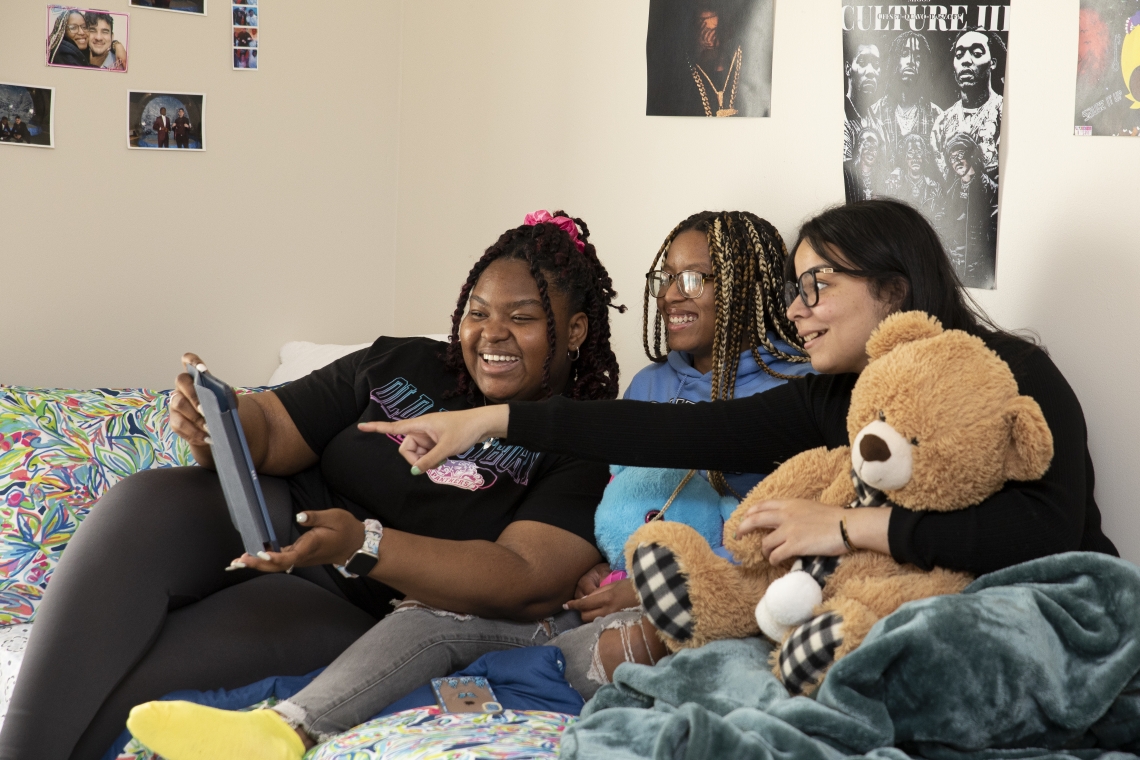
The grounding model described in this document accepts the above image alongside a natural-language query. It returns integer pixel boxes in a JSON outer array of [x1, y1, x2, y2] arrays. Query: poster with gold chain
[[646, 0, 774, 117]]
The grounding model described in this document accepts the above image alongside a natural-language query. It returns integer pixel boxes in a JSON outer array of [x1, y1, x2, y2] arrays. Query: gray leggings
[[0, 467, 377, 760]]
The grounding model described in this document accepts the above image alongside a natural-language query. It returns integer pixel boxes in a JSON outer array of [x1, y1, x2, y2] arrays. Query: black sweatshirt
[[507, 337, 1117, 576]]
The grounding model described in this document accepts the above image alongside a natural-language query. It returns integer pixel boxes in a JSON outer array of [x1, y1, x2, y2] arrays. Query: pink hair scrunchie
[[523, 210, 586, 253]]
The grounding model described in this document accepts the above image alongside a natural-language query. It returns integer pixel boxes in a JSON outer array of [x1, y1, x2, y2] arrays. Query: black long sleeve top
[[508, 337, 1117, 576]]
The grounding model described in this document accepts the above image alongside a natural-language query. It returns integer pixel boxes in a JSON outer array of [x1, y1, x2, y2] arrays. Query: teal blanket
[[561, 552, 1140, 760]]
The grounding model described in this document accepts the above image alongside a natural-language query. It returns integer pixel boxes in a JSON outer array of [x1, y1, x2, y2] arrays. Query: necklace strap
[[652, 469, 697, 522]]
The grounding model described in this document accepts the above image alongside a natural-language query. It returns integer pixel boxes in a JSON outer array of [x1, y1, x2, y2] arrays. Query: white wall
[[5, 0, 1140, 560], [1, 0, 402, 389]]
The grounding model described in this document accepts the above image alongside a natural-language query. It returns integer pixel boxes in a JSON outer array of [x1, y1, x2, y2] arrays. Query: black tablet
[[187, 364, 280, 556]]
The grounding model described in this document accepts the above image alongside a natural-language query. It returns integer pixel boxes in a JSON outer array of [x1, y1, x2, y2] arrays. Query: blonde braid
[[739, 217, 806, 379], [642, 226, 682, 363]]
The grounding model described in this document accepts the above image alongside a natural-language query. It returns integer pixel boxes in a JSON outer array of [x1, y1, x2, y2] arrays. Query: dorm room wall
[[5, 0, 1138, 562], [388, 0, 1140, 562], [0, 0, 402, 390]]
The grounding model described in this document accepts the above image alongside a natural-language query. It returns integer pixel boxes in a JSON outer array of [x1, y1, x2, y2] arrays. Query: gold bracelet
[[839, 518, 854, 553]]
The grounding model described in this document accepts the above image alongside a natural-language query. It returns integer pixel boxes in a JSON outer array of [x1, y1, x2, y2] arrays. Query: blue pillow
[[378, 646, 583, 717]]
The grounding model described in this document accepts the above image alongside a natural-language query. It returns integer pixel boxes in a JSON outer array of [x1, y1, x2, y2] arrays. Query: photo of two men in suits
[[151, 106, 192, 148], [128, 92, 205, 150]]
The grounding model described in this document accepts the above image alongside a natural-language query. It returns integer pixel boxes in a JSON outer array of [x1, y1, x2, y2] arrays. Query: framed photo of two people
[[128, 92, 205, 151]]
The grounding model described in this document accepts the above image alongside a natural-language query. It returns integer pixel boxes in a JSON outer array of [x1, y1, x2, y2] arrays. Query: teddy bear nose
[[859, 433, 892, 462]]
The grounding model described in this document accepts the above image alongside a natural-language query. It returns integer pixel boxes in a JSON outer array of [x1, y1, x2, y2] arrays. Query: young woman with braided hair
[[546, 211, 811, 695], [3, 211, 625, 760]]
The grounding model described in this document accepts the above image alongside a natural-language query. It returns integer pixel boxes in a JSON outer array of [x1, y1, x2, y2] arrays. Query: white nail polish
[[196, 404, 204, 415], [296, 513, 308, 523], [225, 561, 246, 571], [257, 551, 271, 561], [196, 363, 208, 372], [203, 436, 213, 445]]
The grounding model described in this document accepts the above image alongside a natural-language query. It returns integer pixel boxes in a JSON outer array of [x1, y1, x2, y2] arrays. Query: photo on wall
[[1074, 0, 1140, 136], [232, 4, 256, 27], [234, 26, 257, 47], [46, 6, 129, 72], [646, 0, 774, 117], [841, 2, 1009, 290], [233, 1, 258, 70], [0, 83, 55, 148], [234, 48, 257, 69], [129, 0, 205, 15], [128, 91, 205, 150]]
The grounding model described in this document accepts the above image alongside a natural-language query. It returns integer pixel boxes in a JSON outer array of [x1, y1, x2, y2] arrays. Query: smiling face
[[87, 18, 112, 57], [65, 12, 88, 49], [460, 257, 587, 403], [785, 241, 894, 374], [953, 31, 993, 91], [658, 229, 717, 374]]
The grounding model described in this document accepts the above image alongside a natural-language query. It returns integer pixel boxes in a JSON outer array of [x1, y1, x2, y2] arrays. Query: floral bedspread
[[116, 706, 574, 760], [0, 386, 193, 626]]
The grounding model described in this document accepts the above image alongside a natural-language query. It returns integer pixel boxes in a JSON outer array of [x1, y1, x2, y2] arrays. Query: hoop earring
[[568, 346, 581, 361]]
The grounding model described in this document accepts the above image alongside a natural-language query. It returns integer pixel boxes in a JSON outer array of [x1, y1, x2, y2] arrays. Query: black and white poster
[[842, 3, 1009, 290], [646, 0, 774, 117], [1075, 1, 1140, 136]]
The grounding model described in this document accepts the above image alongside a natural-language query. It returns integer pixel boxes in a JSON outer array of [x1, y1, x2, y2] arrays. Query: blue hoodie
[[595, 337, 813, 569], [622, 338, 814, 496]]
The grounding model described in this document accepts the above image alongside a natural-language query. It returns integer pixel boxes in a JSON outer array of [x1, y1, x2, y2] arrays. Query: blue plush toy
[[595, 465, 739, 570]]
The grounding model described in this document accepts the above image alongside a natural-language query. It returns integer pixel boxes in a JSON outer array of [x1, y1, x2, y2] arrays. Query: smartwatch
[[340, 519, 382, 578]]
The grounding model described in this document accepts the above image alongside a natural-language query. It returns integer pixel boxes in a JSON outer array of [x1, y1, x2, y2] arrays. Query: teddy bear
[[623, 311, 1054, 695]]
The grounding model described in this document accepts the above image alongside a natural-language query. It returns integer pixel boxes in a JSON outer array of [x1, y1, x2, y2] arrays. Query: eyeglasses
[[66, 23, 86, 32], [646, 270, 714, 299], [783, 266, 871, 309]]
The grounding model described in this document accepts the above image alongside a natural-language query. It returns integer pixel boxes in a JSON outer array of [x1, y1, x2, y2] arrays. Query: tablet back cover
[[193, 371, 279, 556]]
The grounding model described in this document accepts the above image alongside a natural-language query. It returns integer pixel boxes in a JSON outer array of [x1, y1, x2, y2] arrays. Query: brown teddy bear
[[624, 311, 1054, 695]]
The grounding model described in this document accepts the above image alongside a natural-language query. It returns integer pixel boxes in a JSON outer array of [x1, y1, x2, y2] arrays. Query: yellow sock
[[126, 701, 306, 760]]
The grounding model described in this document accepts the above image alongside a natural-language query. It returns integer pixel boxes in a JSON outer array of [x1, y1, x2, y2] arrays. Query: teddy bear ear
[[1002, 395, 1054, 482], [865, 311, 944, 361]]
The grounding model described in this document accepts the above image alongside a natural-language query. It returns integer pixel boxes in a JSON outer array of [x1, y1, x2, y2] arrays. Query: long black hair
[[788, 199, 1029, 346], [443, 211, 626, 402]]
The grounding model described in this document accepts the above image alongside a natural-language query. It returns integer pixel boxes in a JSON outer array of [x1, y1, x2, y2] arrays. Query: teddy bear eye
[[910, 437, 919, 446], [878, 410, 886, 422]]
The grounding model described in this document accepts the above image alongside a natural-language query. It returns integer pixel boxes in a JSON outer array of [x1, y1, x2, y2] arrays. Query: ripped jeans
[[545, 607, 648, 701], [274, 602, 583, 740]]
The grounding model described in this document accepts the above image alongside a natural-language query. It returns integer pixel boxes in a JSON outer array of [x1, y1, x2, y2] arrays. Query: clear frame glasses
[[646, 269, 714, 299], [783, 266, 870, 309]]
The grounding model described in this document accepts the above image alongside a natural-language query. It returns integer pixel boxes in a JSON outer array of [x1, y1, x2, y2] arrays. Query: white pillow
[[268, 336, 449, 385]]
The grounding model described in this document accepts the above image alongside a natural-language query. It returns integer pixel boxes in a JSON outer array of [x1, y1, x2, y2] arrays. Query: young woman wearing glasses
[[364, 199, 1117, 599], [551, 211, 812, 695]]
